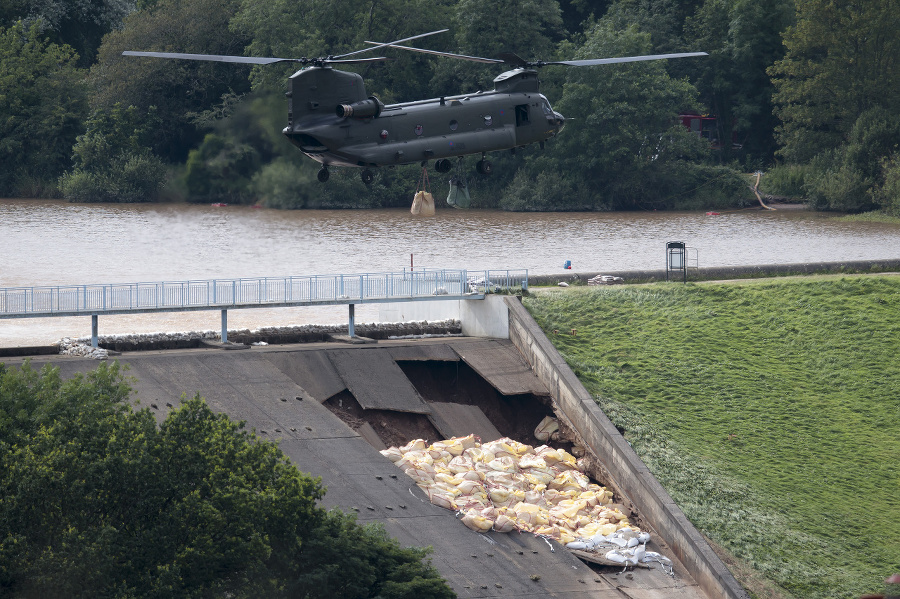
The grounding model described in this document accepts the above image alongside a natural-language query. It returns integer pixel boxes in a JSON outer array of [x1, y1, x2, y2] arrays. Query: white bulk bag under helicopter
[[411, 167, 436, 216]]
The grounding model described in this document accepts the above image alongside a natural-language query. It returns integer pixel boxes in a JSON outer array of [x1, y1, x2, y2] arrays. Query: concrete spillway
[[6, 298, 747, 599]]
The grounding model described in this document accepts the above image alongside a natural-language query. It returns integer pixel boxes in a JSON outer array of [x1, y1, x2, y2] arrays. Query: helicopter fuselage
[[281, 66, 565, 169]]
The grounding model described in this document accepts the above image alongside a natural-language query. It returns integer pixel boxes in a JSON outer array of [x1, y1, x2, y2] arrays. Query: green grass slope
[[523, 276, 900, 599]]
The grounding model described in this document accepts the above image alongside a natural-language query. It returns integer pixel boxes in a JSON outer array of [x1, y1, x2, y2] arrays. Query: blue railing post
[[348, 303, 355, 337], [91, 314, 98, 348], [221, 309, 228, 343]]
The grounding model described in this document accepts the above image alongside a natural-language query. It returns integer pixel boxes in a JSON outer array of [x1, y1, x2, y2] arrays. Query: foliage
[[0, 21, 88, 196], [90, 0, 252, 162], [683, 0, 794, 164], [3, 0, 136, 67], [873, 155, 900, 216], [60, 104, 166, 202], [769, 0, 900, 164], [758, 163, 809, 198], [500, 20, 747, 210], [0, 361, 454, 598], [524, 277, 900, 598]]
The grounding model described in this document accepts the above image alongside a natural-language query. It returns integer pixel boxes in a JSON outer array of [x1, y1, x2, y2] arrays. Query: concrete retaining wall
[[380, 296, 510, 339], [503, 296, 749, 599]]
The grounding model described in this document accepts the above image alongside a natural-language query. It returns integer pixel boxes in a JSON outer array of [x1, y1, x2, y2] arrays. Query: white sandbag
[[534, 415, 559, 442], [419, 191, 435, 216]]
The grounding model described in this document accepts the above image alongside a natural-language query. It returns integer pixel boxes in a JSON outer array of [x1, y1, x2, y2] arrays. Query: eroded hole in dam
[[323, 359, 555, 451]]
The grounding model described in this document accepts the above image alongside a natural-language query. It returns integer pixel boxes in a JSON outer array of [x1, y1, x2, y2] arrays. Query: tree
[[0, 361, 455, 598], [60, 103, 166, 202], [684, 0, 794, 165], [769, 0, 900, 164], [0, 22, 88, 195], [498, 21, 736, 211], [91, 0, 253, 162], [4, 0, 136, 67]]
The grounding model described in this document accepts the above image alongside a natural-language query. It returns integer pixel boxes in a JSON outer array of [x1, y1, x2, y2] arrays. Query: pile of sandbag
[[379, 433, 636, 546]]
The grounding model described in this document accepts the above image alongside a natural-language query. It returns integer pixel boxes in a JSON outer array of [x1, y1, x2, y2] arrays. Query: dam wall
[[503, 296, 748, 599]]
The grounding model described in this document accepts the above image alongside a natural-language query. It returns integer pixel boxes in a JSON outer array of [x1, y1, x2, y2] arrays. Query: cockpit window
[[541, 96, 554, 116]]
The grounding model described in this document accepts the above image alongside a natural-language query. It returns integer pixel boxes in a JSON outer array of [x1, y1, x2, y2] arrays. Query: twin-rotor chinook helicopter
[[124, 30, 706, 185]]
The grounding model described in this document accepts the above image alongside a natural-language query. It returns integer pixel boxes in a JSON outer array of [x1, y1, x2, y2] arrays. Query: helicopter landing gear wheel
[[317, 167, 330, 182], [435, 158, 452, 173], [361, 169, 375, 185], [476, 159, 493, 175]]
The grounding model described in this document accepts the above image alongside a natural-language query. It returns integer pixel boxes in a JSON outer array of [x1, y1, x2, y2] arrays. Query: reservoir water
[[3, 199, 899, 346]]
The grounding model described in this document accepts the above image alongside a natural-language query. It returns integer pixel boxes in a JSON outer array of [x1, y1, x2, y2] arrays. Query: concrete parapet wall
[[530, 258, 900, 286], [504, 296, 749, 599], [460, 295, 509, 338]]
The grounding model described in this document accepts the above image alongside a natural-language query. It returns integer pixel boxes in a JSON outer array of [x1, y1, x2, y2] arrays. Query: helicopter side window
[[483, 115, 492, 127], [541, 100, 554, 117], [449, 120, 458, 131], [515, 104, 529, 126]]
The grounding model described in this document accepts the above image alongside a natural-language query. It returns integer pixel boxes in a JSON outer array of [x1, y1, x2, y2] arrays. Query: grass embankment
[[523, 277, 900, 599]]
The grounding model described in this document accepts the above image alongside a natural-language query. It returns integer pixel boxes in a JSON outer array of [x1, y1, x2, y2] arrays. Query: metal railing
[[0, 269, 529, 318]]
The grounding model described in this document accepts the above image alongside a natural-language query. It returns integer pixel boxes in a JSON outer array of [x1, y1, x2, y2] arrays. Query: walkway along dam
[[5, 295, 748, 599]]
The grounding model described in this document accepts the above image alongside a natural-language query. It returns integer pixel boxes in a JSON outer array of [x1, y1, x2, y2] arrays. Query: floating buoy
[[706, 211, 720, 216], [211, 202, 228, 207]]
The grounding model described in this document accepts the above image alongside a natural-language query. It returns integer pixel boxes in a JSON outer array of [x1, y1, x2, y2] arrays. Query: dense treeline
[[1, 0, 898, 212], [0, 361, 455, 598]]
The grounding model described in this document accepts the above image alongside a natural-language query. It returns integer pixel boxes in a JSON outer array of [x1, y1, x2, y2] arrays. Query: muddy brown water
[[2, 198, 899, 346]]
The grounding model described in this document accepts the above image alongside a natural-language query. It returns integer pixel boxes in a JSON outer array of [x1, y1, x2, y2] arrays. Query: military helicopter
[[124, 30, 705, 184]]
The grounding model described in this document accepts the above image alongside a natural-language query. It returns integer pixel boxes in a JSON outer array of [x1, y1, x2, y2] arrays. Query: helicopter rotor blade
[[325, 57, 390, 65], [121, 51, 301, 65], [363, 41, 504, 64], [334, 29, 449, 60], [547, 52, 708, 67]]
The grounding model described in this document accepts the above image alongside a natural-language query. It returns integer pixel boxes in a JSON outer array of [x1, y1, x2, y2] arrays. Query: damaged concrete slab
[[327, 347, 431, 413], [262, 349, 346, 402], [450, 339, 548, 396]]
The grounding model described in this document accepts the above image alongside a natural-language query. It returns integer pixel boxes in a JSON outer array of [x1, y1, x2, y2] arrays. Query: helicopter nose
[[554, 111, 565, 132]]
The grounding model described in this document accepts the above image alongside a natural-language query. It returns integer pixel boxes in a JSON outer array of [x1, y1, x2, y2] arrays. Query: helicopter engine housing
[[336, 96, 384, 118]]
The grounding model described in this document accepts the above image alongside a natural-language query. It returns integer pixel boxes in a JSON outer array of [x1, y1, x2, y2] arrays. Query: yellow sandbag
[[549, 470, 590, 492], [428, 448, 451, 462], [523, 490, 544, 505], [482, 439, 516, 458], [506, 440, 534, 456], [434, 472, 463, 486], [380, 447, 404, 462], [559, 530, 577, 545], [456, 493, 491, 510], [519, 454, 547, 469], [533, 525, 562, 539], [463, 447, 485, 462], [536, 446, 563, 465], [400, 439, 426, 452], [522, 467, 555, 486], [447, 455, 474, 474], [493, 514, 518, 533], [461, 508, 493, 532], [426, 489, 458, 510], [459, 470, 484, 482], [486, 456, 517, 473], [403, 466, 435, 485], [456, 479, 485, 495], [457, 433, 478, 449]]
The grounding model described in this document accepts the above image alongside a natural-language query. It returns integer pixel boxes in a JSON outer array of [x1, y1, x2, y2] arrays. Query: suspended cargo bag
[[411, 167, 435, 216], [447, 174, 471, 209]]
